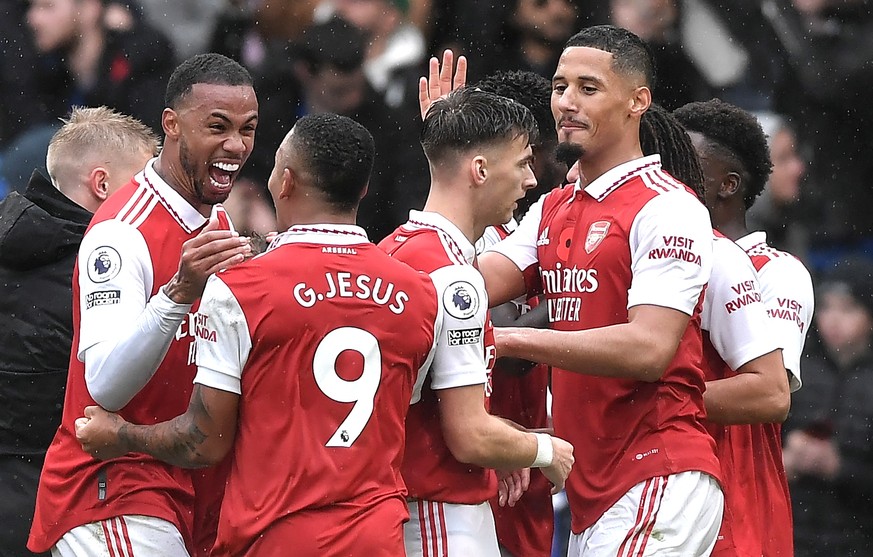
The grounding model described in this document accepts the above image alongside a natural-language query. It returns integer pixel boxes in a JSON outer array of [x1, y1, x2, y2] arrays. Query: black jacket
[[0, 171, 91, 455]]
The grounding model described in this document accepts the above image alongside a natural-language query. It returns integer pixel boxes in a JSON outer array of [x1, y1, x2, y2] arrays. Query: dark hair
[[421, 87, 539, 164], [165, 53, 252, 109], [640, 104, 704, 200], [565, 25, 656, 89], [295, 17, 365, 74], [473, 70, 553, 146], [673, 99, 773, 209], [289, 113, 375, 211]]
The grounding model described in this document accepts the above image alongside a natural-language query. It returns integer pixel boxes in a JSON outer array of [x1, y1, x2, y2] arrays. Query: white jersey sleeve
[[425, 264, 489, 393], [193, 275, 252, 396], [627, 191, 713, 315], [757, 257, 814, 391], [485, 194, 545, 272], [78, 219, 193, 411], [702, 236, 781, 370]]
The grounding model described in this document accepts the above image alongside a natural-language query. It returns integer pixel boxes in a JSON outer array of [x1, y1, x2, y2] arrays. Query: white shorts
[[568, 471, 723, 557], [52, 515, 189, 557], [405, 500, 500, 557]]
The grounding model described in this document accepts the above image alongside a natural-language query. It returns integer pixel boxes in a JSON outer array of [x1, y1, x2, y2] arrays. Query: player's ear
[[279, 167, 296, 199], [719, 172, 741, 200], [471, 155, 488, 187], [88, 167, 110, 202], [629, 86, 651, 119], [162, 108, 179, 139]]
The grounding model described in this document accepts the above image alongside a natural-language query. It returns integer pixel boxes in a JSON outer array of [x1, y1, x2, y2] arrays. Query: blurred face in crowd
[[306, 65, 367, 116], [28, 0, 80, 52], [816, 288, 873, 356], [610, 0, 677, 42], [165, 83, 258, 208], [481, 135, 538, 226], [768, 127, 805, 204], [514, 0, 578, 45], [334, 0, 396, 35]]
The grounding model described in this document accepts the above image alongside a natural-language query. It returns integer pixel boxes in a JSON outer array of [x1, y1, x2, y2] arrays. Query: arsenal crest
[[584, 221, 610, 254]]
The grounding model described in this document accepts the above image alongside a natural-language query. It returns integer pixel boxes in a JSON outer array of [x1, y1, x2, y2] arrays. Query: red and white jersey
[[488, 155, 721, 534], [30, 160, 230, 553], [479, 221, 553, 557], [193, 225, 440, 556], [736, 231, 814, 557], [700, 232, 781, 557], [736, 231, 813, 391], [379, 210, 498, 505]]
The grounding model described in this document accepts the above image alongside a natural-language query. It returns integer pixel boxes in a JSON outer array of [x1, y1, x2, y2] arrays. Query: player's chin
[[202, 179, 234, 204]]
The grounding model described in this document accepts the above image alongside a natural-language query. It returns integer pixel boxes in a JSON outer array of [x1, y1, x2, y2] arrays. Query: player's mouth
[[208, 161, 241, 191], [559, 117, 588, 131]]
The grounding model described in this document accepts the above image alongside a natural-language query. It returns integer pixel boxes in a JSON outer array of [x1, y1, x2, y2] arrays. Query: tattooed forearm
[[117, 386, 219, 468]]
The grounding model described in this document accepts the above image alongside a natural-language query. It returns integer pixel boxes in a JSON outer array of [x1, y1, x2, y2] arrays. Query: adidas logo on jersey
[[537, 227, 550, 246]]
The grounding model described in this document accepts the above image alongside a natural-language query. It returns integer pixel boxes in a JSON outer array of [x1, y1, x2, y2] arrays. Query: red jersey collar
[[270, 224, 370, 250], [574, 154, 663, 202], [141, 159, 210, 233]]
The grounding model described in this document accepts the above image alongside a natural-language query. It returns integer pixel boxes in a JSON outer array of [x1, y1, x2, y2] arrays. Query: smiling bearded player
[[29, 53, 256, 557]]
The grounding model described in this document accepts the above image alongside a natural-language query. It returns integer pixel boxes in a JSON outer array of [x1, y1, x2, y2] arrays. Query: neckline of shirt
[[141, 159, 209, 233], [735, 230, 768, 252], [405, 210, 476, 264], [573, 154, 663, 202], [270, 224, 370, 249]]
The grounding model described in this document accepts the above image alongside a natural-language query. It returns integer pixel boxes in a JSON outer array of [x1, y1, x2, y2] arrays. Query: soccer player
[[0, 107, 158, 557], [674, 99, 815, 557], [473, 69, 560, 557], [76, 113, 444, 556], [642, 104, 793, 557], [29, 53, 257, 557], [479, 26, 724, 555], [380, 85, 575, 557]]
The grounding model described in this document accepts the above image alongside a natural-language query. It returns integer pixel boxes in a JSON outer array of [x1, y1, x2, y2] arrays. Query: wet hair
[[640, 104, 704, 200], [673, 99, 773, 209], [421, 87, 539, 165], [473, 70, 553, 146], [564, 25, 656, 88], [295, 17, 365, 74], [165, 53, 253, 109], [286, 113, 375, 211]]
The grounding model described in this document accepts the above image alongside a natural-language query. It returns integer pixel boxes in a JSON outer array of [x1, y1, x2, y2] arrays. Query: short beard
[[555, 141, 584, 168]]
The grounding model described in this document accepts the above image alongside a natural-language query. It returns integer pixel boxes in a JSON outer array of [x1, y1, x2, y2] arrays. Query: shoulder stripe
[[142, 171, 195, 233], [653, 168, 687, 190], [408, 219, 468, 266], [128, 195, 160, 229], [118, 188, 156, 226], [640, 172, 671, 194], [117, 186, 149, 223]]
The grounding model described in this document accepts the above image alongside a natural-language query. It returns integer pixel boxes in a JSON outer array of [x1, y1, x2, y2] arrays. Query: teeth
[[213, 162, 240, 172], [210, 178, 231, 189]]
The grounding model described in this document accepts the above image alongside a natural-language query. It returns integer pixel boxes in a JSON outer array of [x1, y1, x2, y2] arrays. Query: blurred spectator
[[783, 257, 873, 555], [324, 0, 426, 112], [610, 0, 712, 110], [0, 106, 158, 557], [136, 0, 225, 61], [763, 0, 873, 259], [746, 112, 809, 257], [24, 0, 175, 133], [252, 16, 428, 242], [488, 0, 579, 79], [1, 0, 173, 195]]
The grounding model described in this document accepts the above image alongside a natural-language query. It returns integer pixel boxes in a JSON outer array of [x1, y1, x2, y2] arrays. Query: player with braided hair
[[675, 99, 814, 557]]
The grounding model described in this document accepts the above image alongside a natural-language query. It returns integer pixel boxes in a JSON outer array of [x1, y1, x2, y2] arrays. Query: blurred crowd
[[1, 0, 872, 555]]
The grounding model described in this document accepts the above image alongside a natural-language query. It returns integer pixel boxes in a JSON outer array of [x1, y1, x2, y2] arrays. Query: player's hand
[[419, 49, 467, 120], [542, 436, 574, 494], [165, 210, 252, 303], [75, 406, 130, 460], [497, 468, 531, 507]]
